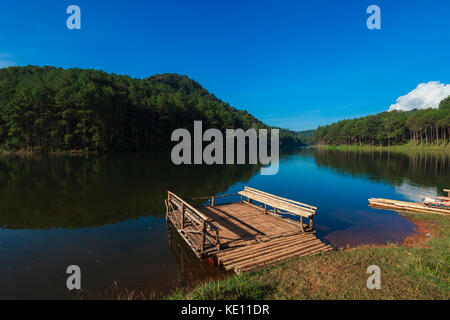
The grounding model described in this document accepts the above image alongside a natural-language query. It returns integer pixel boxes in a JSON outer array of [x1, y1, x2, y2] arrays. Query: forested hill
[[314, 97, 450, 146], [0, 66, 303, 152]]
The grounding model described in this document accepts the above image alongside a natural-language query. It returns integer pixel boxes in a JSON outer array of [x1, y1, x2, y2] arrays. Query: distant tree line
[[314, 97, 450, 146], [295, 130, 316, 146], [0, 66, 303, 152]]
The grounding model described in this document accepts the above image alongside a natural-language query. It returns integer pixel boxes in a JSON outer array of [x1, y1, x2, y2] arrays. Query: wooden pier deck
[[165, 187, 332, 274]]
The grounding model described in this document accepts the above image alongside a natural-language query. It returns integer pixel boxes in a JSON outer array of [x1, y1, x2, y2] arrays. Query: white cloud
[[388, 81, 450, 111]]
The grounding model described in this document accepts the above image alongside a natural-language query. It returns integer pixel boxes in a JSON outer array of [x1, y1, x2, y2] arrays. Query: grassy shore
[[167, 212, 449, 300], [320, 141, 450, 153]]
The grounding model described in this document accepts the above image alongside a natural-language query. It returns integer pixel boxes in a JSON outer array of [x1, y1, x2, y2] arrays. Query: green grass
[[320, 141, 450, 153], [167, 213, 450, 300]]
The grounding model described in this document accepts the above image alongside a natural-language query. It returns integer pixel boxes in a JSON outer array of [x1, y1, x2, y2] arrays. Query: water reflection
[[0, 148, 448, 299], [166, 223, 229, 287], [312, 148, 450, 196], [0, 153, 259, 229]]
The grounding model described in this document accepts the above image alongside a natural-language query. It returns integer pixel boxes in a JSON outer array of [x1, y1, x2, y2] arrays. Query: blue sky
[[1, 0, 449, 130]]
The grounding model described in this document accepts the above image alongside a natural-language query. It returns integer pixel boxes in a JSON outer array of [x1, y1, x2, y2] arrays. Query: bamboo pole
[[180, 202, 185, 230], [221, 237, 319, 266], [237, 245, 332, 273], [218, 234, 315, 262], [201, 221, 206, 253], [216, 229, 220, 251], [228, 241, 327, 271]]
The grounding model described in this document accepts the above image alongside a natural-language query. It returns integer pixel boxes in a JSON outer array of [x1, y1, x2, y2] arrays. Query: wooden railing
[[166, 191, 220, 254], [186, 193, 240, 207]]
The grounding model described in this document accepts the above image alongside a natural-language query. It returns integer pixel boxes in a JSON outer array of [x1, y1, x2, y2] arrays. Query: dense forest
[[314, 97, 450, 146], [0, 66, 303, 152], [295, 130, 316, 146]]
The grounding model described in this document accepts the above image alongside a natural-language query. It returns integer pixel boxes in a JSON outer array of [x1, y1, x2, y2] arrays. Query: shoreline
[[166, 212, 449, 300], [2, 141, 449, 158], [316, 142, 450, 153], [87, 211, 449, 300], [0, 149, 97, 157]]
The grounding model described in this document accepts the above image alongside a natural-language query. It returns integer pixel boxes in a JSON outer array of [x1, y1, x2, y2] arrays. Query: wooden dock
[[165, 187, 332, 274], [369, 189, 450, 215]]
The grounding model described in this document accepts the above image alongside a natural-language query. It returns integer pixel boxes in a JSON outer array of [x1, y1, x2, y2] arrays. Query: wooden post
[[300, 216, 304, 231], [201, 221, 206, 253], [240, 195, 243, 203], [309, 216, 314, 231], [166, 192, 171, 219], [211, 196, 215, 207], [216, 229, 220, 252], [180, 202, 185, 230], [274, 208, 278, 215], [264, 203, 267, 215], [165, 200, 169, 220]]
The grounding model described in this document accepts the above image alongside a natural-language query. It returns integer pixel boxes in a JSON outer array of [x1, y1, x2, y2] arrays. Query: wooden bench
[[238, 186, 317, 231]]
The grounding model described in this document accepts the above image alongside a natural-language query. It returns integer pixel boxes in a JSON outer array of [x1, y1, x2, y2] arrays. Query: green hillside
[[314, 97, 450, 147], [0, 66, 303, 153]]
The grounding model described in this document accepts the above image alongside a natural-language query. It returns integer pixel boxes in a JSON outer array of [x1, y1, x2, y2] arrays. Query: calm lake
[[0, 148, 449, 299]]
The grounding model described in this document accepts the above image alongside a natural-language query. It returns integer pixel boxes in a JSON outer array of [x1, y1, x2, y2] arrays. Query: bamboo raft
[[369, 189, 450, 215], [165, 186, 332, 274]]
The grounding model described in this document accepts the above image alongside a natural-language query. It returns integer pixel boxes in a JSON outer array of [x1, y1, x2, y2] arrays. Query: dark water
[[0, 148, 449, 299]]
